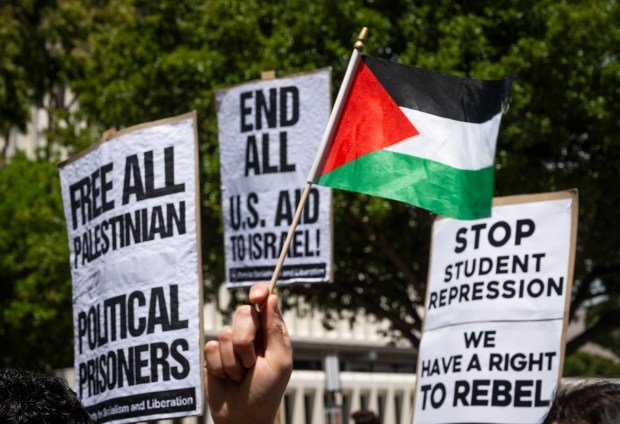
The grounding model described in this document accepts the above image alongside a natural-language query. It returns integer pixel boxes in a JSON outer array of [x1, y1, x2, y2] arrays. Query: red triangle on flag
[[319, 60, 419, 176]]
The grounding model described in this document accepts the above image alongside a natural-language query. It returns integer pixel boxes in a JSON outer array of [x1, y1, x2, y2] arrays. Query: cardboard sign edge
[[58, 111, 197, 169]]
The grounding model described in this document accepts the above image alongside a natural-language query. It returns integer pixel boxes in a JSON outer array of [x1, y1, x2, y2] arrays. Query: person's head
[[541, 381, 620, 424], [351, 409, 380, 424], [0, 368, 92, 424]]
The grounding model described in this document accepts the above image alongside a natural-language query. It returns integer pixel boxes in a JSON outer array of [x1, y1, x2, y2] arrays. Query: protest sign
[[59, 112, 204, 423], [216, 68, 333, 287], [413, 190, 578, 423]]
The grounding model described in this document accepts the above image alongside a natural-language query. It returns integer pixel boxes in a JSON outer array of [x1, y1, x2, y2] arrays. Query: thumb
[[263, 293, 292, 369]]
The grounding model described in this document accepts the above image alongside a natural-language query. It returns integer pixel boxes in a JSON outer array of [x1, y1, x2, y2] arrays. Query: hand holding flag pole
[[267, 27, 369, 294]]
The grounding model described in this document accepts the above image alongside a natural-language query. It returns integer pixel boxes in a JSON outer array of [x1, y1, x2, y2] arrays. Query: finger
[[263, 293, 293, 374], [204, 342, 226, 415], [249, 283, 270, 304], [204, 341, 226, 379], [218, 327, 246, 383], [232, 305, 261, 368]]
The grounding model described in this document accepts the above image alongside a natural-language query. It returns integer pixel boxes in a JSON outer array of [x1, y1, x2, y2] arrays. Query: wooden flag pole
[[268, 181, 313, 293], [268, 27, 368, 294]]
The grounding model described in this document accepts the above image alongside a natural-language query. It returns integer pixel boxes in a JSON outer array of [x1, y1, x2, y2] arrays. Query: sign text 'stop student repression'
[[424, 194, 576, 331]]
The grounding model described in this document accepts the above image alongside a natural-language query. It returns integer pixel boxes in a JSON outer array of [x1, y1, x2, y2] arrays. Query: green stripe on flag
[[316, 150, 494, 220]]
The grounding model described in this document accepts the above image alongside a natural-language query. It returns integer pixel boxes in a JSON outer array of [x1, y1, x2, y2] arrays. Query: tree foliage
[[0, 0, 94, 162], [0, 0, 618, 369], [0, 154, 72, 370], [564, 351, 620, 378]]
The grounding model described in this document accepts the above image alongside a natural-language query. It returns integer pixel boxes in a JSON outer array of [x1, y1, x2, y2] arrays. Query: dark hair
[[542, 381, 620, 424], [0, 368, 92, 424], [351, 409, 380, 424]]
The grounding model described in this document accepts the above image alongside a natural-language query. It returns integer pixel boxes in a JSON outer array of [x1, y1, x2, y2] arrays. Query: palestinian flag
[[310, 54, 512, 220]]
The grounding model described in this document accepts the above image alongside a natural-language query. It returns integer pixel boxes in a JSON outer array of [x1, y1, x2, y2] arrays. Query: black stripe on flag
[[362, 55, 512, 124]]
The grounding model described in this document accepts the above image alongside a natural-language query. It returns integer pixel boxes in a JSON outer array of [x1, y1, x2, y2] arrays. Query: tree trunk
[[0, 129, 11, 166]]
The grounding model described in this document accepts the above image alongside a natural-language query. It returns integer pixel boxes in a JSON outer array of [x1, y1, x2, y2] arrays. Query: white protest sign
[[413, 191, 578, 424], [59, 113, 204, 423], [216, 69, 332, 287]]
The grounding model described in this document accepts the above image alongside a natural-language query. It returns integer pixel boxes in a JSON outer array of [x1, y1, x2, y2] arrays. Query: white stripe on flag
[[384, 107, 503, 171]]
